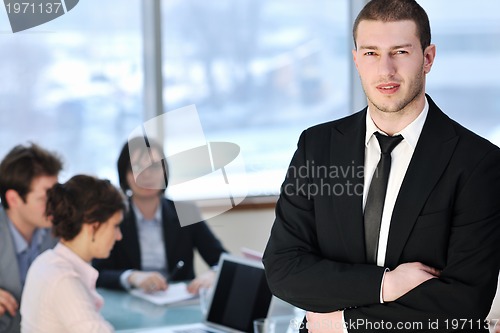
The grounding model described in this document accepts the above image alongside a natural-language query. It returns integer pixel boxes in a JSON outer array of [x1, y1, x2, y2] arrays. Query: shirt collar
[[131, 201, 162, 224], [53, 243, 98, 289], [7, 219, 47, 254], [365, 97, 429, 149]]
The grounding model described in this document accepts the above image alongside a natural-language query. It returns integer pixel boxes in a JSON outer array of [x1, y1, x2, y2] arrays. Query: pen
[[169, 260, 184, 281]]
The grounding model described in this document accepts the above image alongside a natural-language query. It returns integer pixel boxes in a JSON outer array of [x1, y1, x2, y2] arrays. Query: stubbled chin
[[369, 96, 403, 113], [377, 106, 403, 114]]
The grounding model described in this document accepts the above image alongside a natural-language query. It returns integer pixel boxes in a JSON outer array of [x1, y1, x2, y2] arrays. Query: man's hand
[[128, 271, 168, 293], [0, 288, 18, 317], [187, 270, 216, 294], [382, 262, 440, 302], [306, 311, 344, 333]]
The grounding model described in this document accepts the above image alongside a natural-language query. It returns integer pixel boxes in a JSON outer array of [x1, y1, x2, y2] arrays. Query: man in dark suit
[[263, 1, 500, 332], [94, 137, 227, 294], [0, 144, 62, 333]]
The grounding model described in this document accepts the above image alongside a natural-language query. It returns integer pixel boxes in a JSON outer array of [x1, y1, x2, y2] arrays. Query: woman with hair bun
[[20, 175, 125, 333]]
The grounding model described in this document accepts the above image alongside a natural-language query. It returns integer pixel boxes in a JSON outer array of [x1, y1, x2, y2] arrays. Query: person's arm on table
[[127, 270, 167, 293], [187, 270, 216, 294]]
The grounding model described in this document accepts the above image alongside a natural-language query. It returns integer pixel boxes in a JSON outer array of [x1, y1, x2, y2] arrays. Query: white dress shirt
[[132, 202, 167, 273], [486, 275, 500, 332], [20, 243, 113, 333], [364, 99, 429, 267], [119, 202, 167, 289], [342, 99, 429, 333]]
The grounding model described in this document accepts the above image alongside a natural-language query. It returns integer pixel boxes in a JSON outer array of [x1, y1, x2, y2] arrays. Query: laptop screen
[[206, 256, 273, 333]]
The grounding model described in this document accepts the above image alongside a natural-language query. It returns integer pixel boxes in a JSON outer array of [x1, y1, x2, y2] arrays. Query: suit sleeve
[[263, 130, 387, 312], [0, 311, 18, 333]]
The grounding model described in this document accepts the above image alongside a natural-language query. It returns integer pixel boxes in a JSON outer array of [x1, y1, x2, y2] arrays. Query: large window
[[162, 0, 500, 200], [420, 0, 500, 144], [0, 0, 142, 183], [162, 0, 350, 198]]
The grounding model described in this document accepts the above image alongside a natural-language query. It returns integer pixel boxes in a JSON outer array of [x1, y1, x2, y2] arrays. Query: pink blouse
[[20, 243, 113, 333]]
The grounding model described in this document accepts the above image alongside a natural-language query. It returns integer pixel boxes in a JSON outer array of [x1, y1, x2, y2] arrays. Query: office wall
[[193, 207, 275, 274]]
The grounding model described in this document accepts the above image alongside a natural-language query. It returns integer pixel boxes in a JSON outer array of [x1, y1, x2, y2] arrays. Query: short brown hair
[[353, 0, 431, 51], [0, 143, 63, 209], [46, 175, 125, 241]]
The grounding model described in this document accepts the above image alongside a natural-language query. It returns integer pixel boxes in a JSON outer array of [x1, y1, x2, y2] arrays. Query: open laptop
[[135, 253, 274, 333]]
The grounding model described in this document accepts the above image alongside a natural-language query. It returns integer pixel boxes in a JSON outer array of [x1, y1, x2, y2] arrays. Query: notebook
[[133, 253, 273, 333]]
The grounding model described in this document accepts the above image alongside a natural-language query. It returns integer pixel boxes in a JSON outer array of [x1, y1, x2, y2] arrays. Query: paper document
[[130, 282, 196, 305], [240, 247, 263, 261]]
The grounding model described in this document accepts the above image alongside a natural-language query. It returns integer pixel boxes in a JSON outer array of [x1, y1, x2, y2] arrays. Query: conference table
[[99, 288, 299, 333], [100, 287, 500, 333], [99, 288, 203, 332]]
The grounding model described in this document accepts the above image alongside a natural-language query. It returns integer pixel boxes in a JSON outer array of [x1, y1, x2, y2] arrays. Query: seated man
[[0, 143, 63, 333], [94, 137, 227, 294]]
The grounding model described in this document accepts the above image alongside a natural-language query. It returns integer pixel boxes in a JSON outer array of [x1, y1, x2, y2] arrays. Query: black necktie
[[364, 132, 403, 264]]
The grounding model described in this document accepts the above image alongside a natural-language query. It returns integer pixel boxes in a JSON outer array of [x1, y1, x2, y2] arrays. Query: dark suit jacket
[[0, 209, 57, 333], [94, 197, 226, 290], [263, 96, 500, 332]]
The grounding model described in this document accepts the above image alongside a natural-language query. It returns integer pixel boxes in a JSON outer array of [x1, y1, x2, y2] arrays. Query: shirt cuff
[[341, 311, 348, 333], [120, 269, 134, 289], [380, 268, 390, 303], [342, 268, 389, 332]]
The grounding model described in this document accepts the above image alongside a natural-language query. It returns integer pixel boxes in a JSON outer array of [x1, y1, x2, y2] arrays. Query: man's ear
[[423, 44, 436, 74], [5, 189, 22, 208], [352, 49, 359, 70]]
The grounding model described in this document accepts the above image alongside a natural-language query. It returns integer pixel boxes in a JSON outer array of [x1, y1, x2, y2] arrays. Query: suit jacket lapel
[[331, 110, 367, 263], [122, 206, 142, 269], [385, 96, 458, 268], [40, 229, 57, 251], [162, 199, 179, 272], [0, 211, 23, 297]]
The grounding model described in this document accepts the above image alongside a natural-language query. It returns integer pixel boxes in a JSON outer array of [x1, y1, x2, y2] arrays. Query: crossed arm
[[306, 262, 440, 333]]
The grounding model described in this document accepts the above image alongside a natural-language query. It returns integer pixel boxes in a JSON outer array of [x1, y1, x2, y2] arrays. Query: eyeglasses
[[131, 160, 164, 173]]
